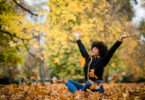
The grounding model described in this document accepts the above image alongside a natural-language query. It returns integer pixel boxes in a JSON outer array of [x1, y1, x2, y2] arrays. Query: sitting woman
[[64, 33, 134, 93]]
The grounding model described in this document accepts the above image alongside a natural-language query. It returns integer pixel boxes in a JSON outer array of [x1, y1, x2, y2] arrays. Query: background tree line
[[0, 0, 144, 83]]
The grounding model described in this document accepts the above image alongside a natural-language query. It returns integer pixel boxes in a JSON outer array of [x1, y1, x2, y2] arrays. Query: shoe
[[99, 85, 104, 93]]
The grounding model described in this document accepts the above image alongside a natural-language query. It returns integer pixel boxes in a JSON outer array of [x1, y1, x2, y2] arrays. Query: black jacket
[[77, 40, 122, 81]]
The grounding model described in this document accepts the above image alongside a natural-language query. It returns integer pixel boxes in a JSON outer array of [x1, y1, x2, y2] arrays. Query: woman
[[64, 33, 134, 93]]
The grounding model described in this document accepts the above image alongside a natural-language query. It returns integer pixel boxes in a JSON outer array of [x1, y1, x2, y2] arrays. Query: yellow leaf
[[9, 41, 17, 47], [80, 57, 85, 67]]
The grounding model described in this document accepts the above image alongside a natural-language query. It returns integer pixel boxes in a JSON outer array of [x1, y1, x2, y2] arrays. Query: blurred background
[[0, 0, 145, 84]]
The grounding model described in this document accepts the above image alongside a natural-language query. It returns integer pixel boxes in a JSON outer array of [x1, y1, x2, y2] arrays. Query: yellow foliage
[[80, 57, 85, 67], [9, 41, 17, 47], [53, 58, 59, 63]]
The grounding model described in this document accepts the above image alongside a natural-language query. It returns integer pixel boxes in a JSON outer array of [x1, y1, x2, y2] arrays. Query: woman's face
[[90, 47, 99, 57]]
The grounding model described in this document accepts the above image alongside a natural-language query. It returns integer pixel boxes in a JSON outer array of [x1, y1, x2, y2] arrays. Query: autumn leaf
[[31, 74, 38, 82], [80, 57, 85, 67], [110, 73, 120, 83], [12, 72, 18, 78], [0, 83, 144, 100]]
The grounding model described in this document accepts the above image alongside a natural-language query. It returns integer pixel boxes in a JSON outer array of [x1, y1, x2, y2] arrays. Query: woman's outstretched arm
[[74, 33, 89, 59], [99, 40, 122, 67], [99, 34, 135, 67]]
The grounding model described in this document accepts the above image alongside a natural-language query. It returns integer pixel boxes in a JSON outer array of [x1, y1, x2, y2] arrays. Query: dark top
[[77, 40, 122, 81]]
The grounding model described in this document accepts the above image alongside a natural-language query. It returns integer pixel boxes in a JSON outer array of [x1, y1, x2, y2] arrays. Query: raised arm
[[99, 34, 135, 67], [99, 40, 122, 67], [77, 40, 89, 59], [74, 33, 89, 59]]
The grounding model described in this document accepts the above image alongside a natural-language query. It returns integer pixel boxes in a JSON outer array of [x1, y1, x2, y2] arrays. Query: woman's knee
[[64, 79, 71, 83], [85, 81, 91, 87], [66, 79, 71, 83], [64, 79, 71, 86]]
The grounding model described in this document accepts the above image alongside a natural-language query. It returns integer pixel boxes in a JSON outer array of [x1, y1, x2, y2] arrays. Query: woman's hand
[[73, 33, 80, 40], [118, 34, 136, 42]]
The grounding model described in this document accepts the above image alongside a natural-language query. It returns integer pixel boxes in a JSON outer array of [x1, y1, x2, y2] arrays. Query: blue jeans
[[64, 79, 104, 93]]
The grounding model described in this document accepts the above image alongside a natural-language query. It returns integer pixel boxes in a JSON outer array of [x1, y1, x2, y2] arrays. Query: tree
[[0, 0, 48, 82], [45, 0, 138, 82]]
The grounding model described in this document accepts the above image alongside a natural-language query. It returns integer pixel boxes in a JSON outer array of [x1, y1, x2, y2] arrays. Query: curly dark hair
[[91, 41, 108, 58]]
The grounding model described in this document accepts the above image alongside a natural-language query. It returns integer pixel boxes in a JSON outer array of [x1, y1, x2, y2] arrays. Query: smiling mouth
[[91, 52, 94, 55]]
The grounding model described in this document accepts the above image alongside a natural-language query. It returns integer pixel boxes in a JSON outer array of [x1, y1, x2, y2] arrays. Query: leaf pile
[[0, 83, 144, 100]]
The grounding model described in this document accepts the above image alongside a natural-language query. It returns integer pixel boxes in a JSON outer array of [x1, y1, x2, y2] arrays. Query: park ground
[[0, 83, 145, 100]]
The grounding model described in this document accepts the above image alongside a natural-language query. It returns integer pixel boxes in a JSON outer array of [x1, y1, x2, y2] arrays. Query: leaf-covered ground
[[0, 83, 144, 100]]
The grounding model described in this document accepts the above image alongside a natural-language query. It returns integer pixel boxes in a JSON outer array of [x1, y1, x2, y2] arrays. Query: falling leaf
[[110, 73, 120, 83], [12, 72, 18, 78], [80, 57, 85, 67]]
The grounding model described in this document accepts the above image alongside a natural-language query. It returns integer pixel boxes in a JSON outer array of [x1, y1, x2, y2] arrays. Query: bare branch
[[21, 39, 38, 60], [0, 29, 38, 60], [1, 30, 21, 51], [0, 30, 33, 40], [13, 0, 38, 16]]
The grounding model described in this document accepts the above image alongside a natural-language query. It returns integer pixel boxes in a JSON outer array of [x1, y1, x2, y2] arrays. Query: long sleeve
[[77, 40, 89, 59], [99, 40, 122, 67]]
